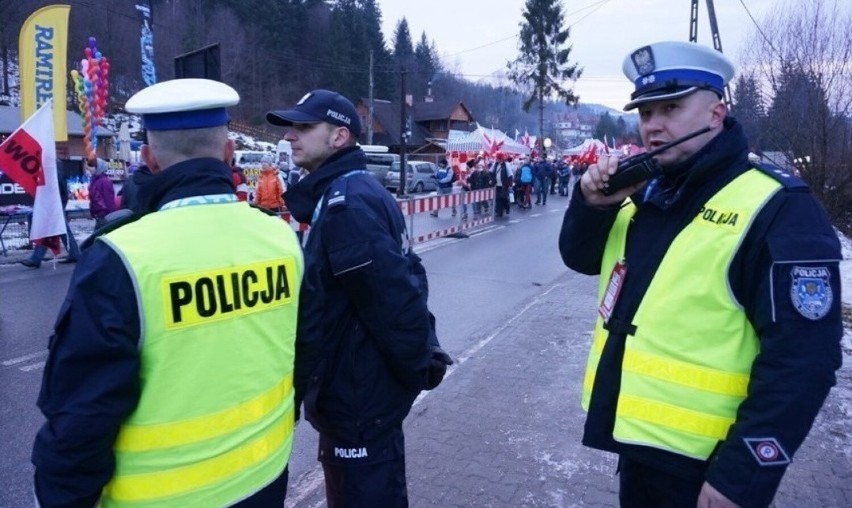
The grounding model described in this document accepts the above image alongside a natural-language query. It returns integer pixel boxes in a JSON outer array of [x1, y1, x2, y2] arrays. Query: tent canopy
[[446, 125, 531, 156]]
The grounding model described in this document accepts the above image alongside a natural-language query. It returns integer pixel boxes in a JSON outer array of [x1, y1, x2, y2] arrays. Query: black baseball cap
[[267, 89, 362, 137]]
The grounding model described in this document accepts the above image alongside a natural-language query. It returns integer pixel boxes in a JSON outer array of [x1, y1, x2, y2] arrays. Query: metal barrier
[[398, 188, 496, 245], [276, 188, 496, 246], [0, 214, 29, 255]]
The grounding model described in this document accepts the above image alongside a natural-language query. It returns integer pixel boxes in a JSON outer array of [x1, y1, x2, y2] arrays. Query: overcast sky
[[378, 0, 802, 111]]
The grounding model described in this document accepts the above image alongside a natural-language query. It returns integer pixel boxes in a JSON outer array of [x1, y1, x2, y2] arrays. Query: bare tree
[[740, 0, 852, 225]]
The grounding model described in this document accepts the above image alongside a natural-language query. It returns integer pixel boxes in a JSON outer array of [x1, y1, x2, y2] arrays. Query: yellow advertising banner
[[19, 5, 70, 141]]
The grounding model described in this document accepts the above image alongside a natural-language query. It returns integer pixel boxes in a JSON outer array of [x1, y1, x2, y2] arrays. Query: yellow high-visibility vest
[[99, 197, 303, 507], [584, 170, 781, 459]]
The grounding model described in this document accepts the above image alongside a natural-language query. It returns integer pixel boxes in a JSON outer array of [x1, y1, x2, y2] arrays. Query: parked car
[[364, 151, 399, 185], [384, 161, 438, 193]]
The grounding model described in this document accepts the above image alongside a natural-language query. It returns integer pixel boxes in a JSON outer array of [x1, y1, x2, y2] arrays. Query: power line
[[568, 0, 612, 28], [737, 0, 780, 56], [440, 0, 611, 59], [444, 35, 518, 58]]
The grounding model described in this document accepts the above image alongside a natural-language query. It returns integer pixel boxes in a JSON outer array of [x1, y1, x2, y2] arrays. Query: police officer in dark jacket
[[268, 89, 452, 507], [559, 41, 842, 508]]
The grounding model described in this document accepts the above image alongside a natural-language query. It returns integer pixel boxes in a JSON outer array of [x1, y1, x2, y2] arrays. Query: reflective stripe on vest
[[583, 169, 781, 459], [99, 200, 303, 507]]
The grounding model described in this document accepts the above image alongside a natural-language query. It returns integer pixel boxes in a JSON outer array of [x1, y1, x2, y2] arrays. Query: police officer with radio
[[268, 89, 452, 507], [32, 79, 304, 507], [559, 41, 842, 507]]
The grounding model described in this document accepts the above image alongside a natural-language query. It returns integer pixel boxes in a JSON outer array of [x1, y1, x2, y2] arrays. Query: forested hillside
[[0, 0, 600, 132]]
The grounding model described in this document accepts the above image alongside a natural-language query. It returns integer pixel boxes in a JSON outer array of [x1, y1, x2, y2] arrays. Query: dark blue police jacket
[[558, 118, 842, 508], [286, 146, 438, 443]]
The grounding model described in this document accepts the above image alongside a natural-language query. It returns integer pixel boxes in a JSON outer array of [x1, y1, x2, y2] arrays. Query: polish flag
[[0, 101, 66, 252]]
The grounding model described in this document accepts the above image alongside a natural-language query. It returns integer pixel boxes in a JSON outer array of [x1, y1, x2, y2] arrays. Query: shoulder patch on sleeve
[[753, 162, 809, 190], [743, 437, 791, 466], [790, 265, 834, 320]]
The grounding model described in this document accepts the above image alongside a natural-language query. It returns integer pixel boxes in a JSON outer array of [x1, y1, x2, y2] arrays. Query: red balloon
[[84, 47, 92, 58]]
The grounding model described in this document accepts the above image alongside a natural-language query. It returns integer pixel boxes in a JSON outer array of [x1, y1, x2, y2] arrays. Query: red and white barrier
[[280, 210, 310, 233], [398, 189, 495, 217], [278, 188, 496, 244], [401, 189, 496, 245]]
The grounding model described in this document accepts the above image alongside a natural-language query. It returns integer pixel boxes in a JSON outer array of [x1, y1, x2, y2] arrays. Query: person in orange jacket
[[253, 153, 285, 211]]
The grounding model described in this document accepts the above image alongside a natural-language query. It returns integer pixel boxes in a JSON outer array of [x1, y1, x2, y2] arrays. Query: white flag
[[0, 101, 66, 245]]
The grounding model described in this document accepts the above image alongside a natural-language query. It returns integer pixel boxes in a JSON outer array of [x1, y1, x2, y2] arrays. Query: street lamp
[[543, 137, 552, 158]]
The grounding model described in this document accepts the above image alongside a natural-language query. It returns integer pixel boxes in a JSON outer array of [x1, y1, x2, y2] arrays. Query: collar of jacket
[[136, 158, 235, 213], [285, 146, 366, 224], [642, 117, 749, 210]]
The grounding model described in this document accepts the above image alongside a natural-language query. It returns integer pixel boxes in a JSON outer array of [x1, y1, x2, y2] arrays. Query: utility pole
[[367, 49, 374, 145], [689, 0, 732, 109], [397, 68, 408, 198]]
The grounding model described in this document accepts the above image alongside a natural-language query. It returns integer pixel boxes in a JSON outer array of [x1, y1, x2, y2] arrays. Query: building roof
[[412, 100, 473, 122], [359, 97, 476, 147], [367, 99, 431, 146], [0, 105, 117, 137]]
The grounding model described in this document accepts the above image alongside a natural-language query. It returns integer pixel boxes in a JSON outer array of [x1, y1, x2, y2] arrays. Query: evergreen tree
[[393, 18, 415, 70], [508, 0, 582, 147], [325, 0, 370, 100], [593, 112, 619, 143], [413, 32, 439, 101], [361, 0, 396, 99], [731, 73, 766, 151], [766, 62, 837, 202], [766, 63, 830, 156]]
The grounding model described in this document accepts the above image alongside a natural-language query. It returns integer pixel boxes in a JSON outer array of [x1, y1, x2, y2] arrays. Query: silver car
[[384, 161, 438, 193]]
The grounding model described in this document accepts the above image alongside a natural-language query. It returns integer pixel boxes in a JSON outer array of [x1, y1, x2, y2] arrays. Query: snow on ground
[[832, 230, 852, 461], [839, 230, 852, 353], [839, 229, 852, 305]]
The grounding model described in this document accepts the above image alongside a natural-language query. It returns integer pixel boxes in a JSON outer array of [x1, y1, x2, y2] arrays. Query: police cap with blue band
[[622, 41, 735, 111], [125, 78, 240, 130], [266, 89, 362, 138]]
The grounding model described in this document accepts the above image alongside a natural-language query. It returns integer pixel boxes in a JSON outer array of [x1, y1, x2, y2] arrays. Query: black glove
[[425, 346, 454, 390]]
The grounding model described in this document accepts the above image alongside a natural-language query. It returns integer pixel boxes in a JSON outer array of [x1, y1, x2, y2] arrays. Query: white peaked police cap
[[622, 41, 735, 111], [126, 79, 240, 130]]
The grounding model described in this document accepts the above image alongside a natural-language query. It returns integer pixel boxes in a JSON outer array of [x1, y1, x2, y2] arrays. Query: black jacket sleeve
[[558, 188, 621, 275], [322, 194, 433, 391], [705, 190, 843, 508], [32, 242, 141, 508]]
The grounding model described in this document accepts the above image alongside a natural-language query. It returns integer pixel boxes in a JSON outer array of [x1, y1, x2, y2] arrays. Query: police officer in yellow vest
[[32, 79, 304, 507], [559, 42, 842, 508]]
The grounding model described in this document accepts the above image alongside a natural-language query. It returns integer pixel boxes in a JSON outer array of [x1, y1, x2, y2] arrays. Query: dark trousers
[[320, 427, 408, 508], [618, 456, 705, 508], [494, 187, 511, 216]]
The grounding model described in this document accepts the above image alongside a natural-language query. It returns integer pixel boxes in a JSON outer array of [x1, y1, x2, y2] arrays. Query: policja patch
[[789, 266, 833, 320]]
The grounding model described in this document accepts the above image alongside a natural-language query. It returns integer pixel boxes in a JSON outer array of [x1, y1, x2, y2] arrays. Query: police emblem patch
[[790, 266, 833, 320], [743, 437, 790, 466], [631, 46, 655, 76]]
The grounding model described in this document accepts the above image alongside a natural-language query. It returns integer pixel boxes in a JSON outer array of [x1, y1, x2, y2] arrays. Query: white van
[[360, 144, 398, 184], [233, 150, 268, 169]]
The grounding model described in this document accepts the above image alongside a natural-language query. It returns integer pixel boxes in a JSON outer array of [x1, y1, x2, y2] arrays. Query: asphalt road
[[0, 197, 574, 507]]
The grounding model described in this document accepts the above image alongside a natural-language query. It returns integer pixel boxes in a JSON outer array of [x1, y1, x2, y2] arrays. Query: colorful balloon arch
[[70, 37, 110, 161]]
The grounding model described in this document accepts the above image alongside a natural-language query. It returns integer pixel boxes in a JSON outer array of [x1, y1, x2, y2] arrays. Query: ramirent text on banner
[[0, 101, 66, 243], [19, 5, 70, 142], [135, 0, 157, 86]]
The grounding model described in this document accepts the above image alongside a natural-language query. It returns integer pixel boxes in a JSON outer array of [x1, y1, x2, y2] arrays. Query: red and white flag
[[0, 101, 66, 252]]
